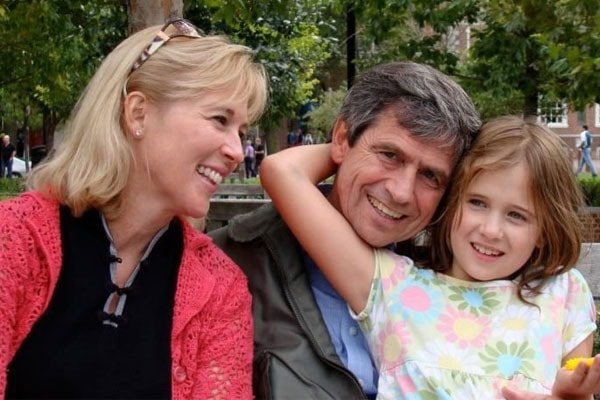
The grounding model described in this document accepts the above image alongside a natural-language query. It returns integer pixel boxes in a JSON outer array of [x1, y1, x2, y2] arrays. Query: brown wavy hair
[[427, 116, 584, 303]]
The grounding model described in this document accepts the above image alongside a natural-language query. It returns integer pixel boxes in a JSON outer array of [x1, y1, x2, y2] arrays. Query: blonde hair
[[28, 25, 268, 217], [428, 116, 584, 301]]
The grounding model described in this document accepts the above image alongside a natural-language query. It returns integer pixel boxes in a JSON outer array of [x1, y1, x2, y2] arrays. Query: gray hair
[[339, 61, 481, 160]]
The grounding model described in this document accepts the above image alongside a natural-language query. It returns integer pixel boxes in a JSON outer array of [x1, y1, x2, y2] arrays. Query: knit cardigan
[[0, 192, 253, 399]]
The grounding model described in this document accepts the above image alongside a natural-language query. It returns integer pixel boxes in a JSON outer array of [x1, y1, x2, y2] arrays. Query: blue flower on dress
[[412, 266, 437, 284], [480, 341, 535, 379], [447, 286, 501, 316]]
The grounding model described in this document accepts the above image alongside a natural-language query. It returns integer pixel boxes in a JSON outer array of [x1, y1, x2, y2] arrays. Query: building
[[538, 102, 600, 161]]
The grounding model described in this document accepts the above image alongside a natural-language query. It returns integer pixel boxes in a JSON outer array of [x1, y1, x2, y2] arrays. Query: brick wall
[[580, 208, 600, 242]]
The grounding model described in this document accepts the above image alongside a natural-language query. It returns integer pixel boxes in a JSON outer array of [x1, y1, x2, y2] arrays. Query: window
[[537, 100, 568, 128], [595, 104, 600, 128]]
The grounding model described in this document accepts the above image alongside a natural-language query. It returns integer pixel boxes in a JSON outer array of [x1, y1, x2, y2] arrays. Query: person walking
[[243, 139, 256, 178], [287, 129, 297, 147], [575, 124, 597, 177], [303, 131, 314, 145], [1, 134, 16, 179], [253, 136, 265, 174]]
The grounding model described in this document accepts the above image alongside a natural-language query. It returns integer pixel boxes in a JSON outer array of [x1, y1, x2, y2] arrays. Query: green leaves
[[305, 87, 346, 140], [0, 0, 126, 131], [185, 0, 337, 129], [461, 0, 600, 117]]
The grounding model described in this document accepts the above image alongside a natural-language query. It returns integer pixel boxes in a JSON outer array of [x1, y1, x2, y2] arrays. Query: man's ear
[[330, 117, 350, 164], [122, 91, 147, 138]]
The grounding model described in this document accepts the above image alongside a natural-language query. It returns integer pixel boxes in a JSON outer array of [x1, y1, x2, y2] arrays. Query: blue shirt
[[304, 252, 378, 397]]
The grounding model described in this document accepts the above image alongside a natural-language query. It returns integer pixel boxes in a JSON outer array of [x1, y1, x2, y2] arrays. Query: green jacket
[[209, 203, 368, 400]]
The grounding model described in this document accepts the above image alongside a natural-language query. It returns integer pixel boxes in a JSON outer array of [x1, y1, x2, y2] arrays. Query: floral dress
[[354, 249, 597, 400]]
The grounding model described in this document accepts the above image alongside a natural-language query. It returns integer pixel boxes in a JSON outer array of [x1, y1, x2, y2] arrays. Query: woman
[[0, 19, 267, 399]]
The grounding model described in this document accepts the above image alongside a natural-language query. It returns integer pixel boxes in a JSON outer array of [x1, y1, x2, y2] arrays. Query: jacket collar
[[226, 202, 280, 242]]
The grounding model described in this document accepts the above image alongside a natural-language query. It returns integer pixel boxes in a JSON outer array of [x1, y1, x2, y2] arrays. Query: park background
[[1, 1, 599, 158], [3, 0, 600, 236]]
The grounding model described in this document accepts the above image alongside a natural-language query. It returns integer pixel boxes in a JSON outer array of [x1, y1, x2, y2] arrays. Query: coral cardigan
[[0, 192, 252, 399]]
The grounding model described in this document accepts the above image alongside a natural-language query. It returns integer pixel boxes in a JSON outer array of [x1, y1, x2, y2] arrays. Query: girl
[[261, 116, 600, 399]]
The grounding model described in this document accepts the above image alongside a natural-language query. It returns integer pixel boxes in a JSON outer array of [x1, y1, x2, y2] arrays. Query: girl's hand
[[502, 355, 600, 400], [551, 354, 600, 400]]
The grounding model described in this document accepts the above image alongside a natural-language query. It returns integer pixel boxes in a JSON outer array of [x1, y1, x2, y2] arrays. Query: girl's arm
[[260, 143, 374, 313], [550, 335, 600, 400]]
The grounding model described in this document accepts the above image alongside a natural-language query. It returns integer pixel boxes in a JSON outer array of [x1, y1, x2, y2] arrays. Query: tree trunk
[[127, 0, 184, 34], [523, 63, 539, 122], [42, 107, 58, 152], [522, 35, 539, 122], [346, 2, 356, 89]]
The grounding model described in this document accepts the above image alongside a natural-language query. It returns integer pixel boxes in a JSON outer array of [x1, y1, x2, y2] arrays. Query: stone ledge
[[577, 243, 600, 299]]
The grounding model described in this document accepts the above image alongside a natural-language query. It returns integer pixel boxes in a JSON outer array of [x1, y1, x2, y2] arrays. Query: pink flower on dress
[[539, 328, 560, 366], [377, 320, 410, 367], [396, 372, 418, 395], [436, 306, 491, 349]]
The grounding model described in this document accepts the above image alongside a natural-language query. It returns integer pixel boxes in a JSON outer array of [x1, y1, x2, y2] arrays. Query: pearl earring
[[134, 129, 142, 137]]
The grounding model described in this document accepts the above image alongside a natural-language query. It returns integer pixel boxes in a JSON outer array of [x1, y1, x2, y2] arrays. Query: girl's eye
[[508, 211, 527, 221], [468, 198, 485, 208]]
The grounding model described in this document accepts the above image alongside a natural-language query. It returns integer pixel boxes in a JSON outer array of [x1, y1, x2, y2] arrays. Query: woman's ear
[[123, 91, 147, 139], [330, 117, 349, 164]]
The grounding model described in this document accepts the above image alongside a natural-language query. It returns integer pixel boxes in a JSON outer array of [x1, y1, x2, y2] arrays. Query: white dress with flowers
[[354, 249, 597, 400]]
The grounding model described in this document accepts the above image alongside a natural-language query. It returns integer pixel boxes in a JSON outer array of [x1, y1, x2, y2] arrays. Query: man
[[1, 134, 16, 179], [210, 61, 481, 399], [575, 124, 597, 177], [286, 129, 297, 147]]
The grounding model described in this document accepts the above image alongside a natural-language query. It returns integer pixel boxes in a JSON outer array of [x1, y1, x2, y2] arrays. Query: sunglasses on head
[[127, 18, 204, 77]]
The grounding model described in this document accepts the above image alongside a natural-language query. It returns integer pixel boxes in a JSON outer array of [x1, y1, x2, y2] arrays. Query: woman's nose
[[223, 133, 244, 165]]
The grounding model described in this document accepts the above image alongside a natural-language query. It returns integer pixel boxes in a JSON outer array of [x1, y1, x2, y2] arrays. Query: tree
[[305, 87, 346, 141], [0, 0, 126, 149], [461, 0, 600, 118], [127, 0, 183, 33], [332, 0, 599, 119], [185, 0, 337, 130]]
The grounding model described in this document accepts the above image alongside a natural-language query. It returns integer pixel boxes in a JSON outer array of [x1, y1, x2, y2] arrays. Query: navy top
[[6, 207, 183, 399]]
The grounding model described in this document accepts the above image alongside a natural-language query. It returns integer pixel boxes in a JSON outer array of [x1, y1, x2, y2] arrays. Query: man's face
[[329, 109, 455, 247], [2, 136, 8, 145]]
